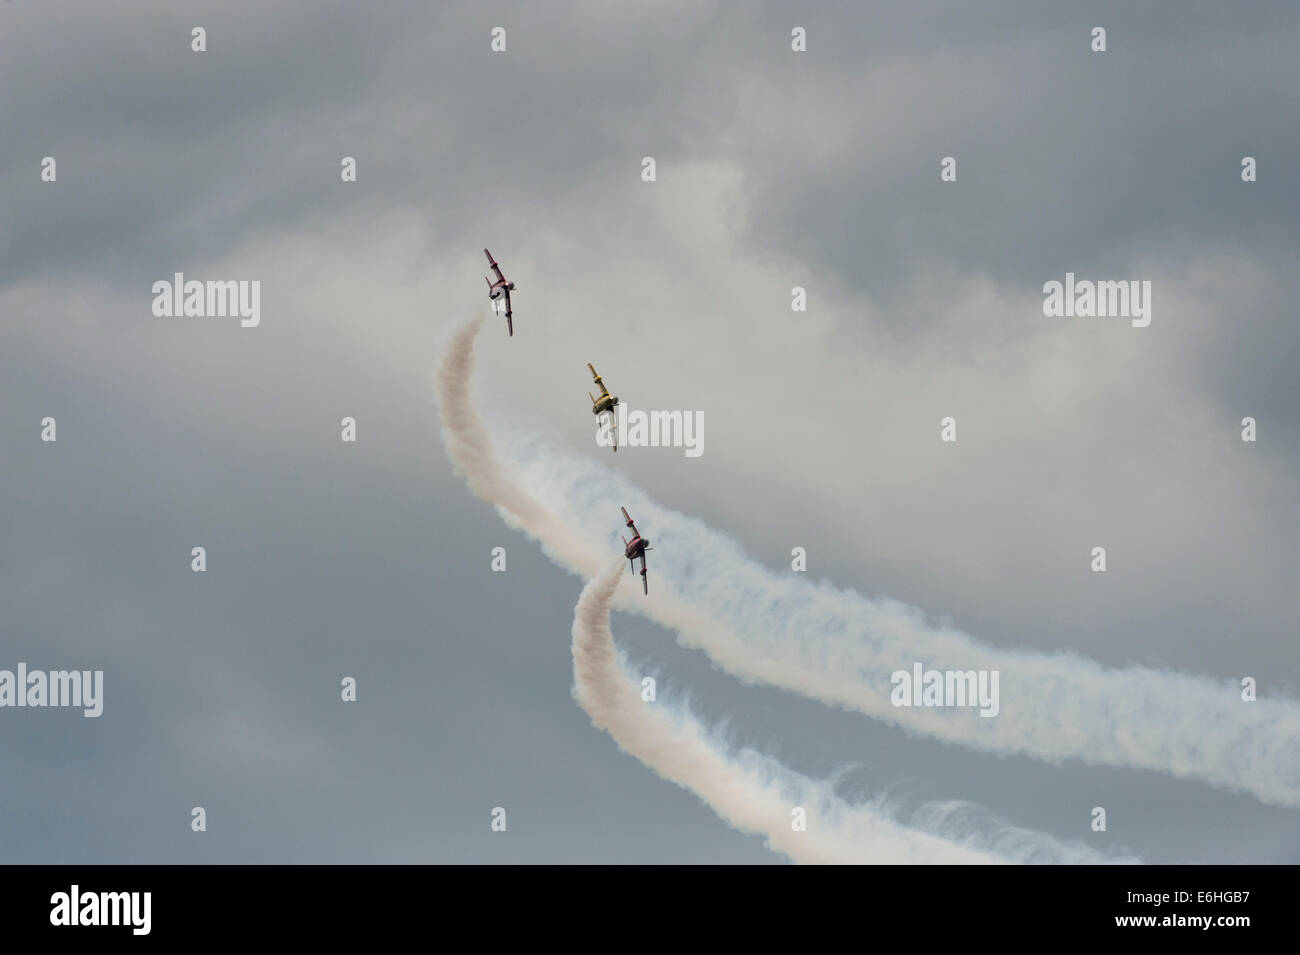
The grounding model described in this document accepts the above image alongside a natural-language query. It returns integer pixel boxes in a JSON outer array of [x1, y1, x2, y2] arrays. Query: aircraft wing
[[484, 248, 506, 284], [621, 506, 633, 526], [640, 554, 648, 593]]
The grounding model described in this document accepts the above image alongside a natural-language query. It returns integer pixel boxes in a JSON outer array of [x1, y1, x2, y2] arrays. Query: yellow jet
[[588, 363, 620, 452]]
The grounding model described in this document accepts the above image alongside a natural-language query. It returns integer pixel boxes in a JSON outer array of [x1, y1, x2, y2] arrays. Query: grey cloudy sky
[[1, 0, 1297, 862]]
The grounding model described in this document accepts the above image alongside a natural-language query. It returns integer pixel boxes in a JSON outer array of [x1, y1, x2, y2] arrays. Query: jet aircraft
[[483, 248, 515, 336], [588, 363, 620, 452], [620, 506, 651, 594]]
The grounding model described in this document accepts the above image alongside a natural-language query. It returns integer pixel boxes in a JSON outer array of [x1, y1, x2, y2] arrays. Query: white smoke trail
[[437, 314, 1300, 808], [572, 557, 1124, 863]]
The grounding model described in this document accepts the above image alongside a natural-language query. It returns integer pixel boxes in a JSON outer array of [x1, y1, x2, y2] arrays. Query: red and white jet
[[483, 248, 516, 336], [621, 506, 652, 594]]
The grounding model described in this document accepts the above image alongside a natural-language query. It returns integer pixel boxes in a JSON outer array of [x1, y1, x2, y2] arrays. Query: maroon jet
[[483, 248, 516, 336], [621, 506, 652, 594]]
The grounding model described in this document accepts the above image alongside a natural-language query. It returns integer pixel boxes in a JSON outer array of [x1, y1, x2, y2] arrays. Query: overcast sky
[[1, 0, 1297, 863]]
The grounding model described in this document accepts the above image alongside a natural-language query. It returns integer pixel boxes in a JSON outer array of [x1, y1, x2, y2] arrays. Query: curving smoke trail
[[437, 313, 1300, 809], [572, 557, 1125, 864], [437, 314, 598, 572]]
